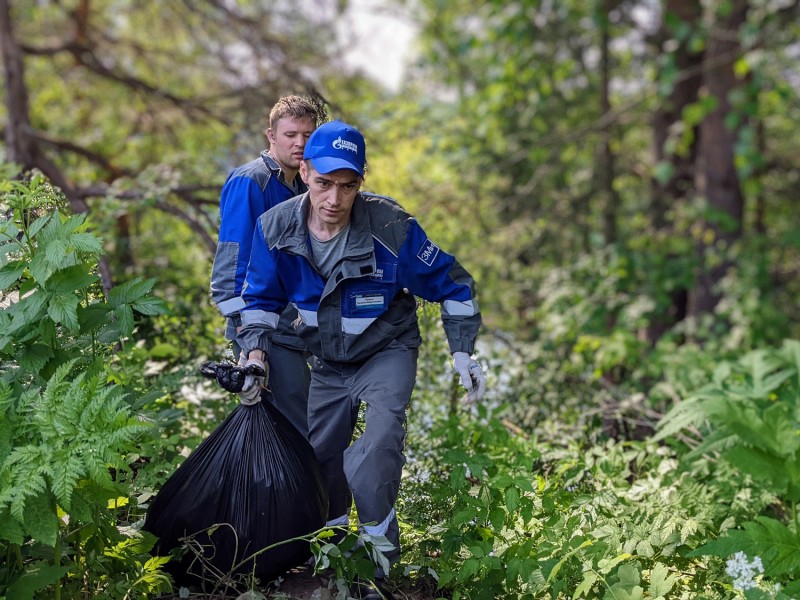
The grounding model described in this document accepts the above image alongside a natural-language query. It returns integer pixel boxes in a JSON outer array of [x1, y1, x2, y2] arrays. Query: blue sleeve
[[217, 176, 271, 295], [399, 220, 475, 303], [237, 217, 289, 353], [399, 220, 481, 354]]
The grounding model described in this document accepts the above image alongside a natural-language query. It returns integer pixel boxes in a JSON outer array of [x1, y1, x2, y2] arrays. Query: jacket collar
[[276, 193, 377, 283], [260, 151, 304, 193]]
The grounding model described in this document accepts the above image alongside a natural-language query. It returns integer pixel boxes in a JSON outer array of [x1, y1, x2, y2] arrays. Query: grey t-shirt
[[309, 224, 351, 279]]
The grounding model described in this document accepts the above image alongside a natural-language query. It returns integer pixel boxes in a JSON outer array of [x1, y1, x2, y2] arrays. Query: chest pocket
[[344, 261, 398, 316]]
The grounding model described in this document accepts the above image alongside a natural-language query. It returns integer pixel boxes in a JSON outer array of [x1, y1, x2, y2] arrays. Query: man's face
[[301, 162, 361, 231], [267, 116, 316, 174]]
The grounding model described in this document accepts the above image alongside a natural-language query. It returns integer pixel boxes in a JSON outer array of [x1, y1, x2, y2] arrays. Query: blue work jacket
[[238, 191, 481, 364], [210, 151, 306, 347]]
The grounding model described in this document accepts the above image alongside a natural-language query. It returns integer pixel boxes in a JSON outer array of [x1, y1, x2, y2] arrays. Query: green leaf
[[115, 304, 135, 336], [43, 264, 99, 294], [97, 321, 122, 344], [505, 486, 520, 512], [0, 509, 24, 544], [23, 491, 58, 547], [108, 278, 156, 307], [573, 571, 599, 598], [457, 557, 480, 582], [78, 303, 112, 334], [648, 562, 679, 597], [67, 232, 103, 254], [618, 562, 641, 586], [489, 505, 505, 530], [131, 295, 167, 316], [604, 585, 644, 600], [0, 260, 26, 290], [453, 508, 478, 527], [781, 339, 800, 388], [149, 342, 181, 359], [47, 293, 80, 330], [16, 343, 53, 374], [26, 214, 52, 240], [653, 161, 674, 185], [6, 563, 69, 600], [44, 239, 69, 269]]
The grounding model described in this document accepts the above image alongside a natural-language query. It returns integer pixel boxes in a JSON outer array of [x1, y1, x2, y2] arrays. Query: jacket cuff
[[236, 327, 273, 357]]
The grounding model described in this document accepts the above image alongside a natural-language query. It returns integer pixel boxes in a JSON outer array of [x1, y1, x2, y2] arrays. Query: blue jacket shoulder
[[226, 153, 272, 192]]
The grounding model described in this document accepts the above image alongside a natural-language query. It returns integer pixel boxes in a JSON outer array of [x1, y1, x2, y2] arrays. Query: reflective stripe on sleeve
[[217, 296, 246, 316], [240, 309, 280, 328], [442, 298, 478, 317]]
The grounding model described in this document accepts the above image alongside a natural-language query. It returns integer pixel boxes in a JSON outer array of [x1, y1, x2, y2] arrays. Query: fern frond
[[51, 453, 85, 510], [8, 472, 48, 521]]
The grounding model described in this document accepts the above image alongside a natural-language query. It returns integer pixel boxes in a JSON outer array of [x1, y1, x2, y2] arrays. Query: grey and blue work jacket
[[237, 191, 481, 365], [210, 151, 306, 348]]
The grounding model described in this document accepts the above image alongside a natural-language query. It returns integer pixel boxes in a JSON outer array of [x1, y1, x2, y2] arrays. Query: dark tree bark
[[650, 0, 703, 229], [599, 0, 619, 246], [687, 0, 748, 317], [0, 0, 112, 292], [645, 0, 703, 343]]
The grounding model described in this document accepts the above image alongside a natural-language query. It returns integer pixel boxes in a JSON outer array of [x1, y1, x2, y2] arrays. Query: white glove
[[238, 357, 267, 405], [452, 352, 486, 404]]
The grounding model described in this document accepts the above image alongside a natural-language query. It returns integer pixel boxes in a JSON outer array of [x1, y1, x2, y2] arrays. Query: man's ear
[[266, 128, 275, 144], [299, 160, 309, 182]]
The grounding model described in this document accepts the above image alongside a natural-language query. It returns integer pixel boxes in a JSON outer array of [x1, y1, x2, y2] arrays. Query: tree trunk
[[645, 0, 703, 344], [687, 0, 747, 317], [0, 0, 113, 292], [650, 0, 703, 229], [599, 0, 619, 246]]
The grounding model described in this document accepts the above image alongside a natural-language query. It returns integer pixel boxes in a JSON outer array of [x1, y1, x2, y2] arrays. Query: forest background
[[2, 0, 800, 598]]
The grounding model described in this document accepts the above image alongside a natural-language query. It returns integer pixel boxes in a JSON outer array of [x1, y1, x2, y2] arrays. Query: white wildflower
[[725, 551, 764, 592]]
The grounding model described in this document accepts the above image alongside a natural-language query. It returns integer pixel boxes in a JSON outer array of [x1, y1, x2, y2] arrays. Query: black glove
[[199, 360, 267, 394]]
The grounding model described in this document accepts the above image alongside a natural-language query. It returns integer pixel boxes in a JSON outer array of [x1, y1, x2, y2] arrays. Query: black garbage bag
[[143, 388, 328, 586]]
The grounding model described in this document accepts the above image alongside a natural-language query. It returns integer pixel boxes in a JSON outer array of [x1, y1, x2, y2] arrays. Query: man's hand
[[199, 356, 268, 402], [452, 352, 486, 404], [238, 357, 267, 405]]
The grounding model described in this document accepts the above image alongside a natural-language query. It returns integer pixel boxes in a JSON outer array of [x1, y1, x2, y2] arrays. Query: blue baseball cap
[[303, 120, 366, 176]]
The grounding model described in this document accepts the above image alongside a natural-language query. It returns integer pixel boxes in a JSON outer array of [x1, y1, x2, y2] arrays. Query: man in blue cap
[[236, 120, 486, 599]]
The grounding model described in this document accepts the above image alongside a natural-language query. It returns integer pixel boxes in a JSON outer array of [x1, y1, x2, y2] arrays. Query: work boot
[[349, 576, 394, 600]]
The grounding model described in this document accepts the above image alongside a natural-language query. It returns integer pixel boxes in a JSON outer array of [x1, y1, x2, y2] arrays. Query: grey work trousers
[[307, 340, 418, 558]]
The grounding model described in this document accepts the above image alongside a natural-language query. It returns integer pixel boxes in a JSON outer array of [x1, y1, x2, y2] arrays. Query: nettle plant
[[0, 171, 169, 599]]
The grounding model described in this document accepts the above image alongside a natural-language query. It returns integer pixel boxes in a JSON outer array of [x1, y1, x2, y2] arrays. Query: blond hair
[[267, 96, 322, 131]]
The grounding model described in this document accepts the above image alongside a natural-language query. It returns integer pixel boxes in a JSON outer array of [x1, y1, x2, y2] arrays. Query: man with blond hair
[[210, 95, 321, 437]]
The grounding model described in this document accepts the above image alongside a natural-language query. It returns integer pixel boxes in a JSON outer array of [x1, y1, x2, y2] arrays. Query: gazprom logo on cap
[[417, 239, 440, 266], [332, 136, 359, 154]]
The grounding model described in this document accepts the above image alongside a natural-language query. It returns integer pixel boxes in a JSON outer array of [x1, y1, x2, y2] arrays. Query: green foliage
[[400, 397, 752, 598], [692, 517, 800, 580], [309, 529, 398, 600], [654, 339, 800, 593], [0, 170, 170, 598], [655, 340, 800, 501]]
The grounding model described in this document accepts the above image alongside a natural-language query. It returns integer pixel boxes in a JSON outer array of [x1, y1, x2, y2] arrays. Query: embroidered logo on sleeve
[[417, 239, 440, 266]]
